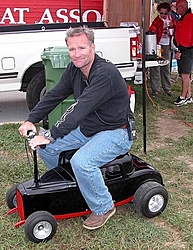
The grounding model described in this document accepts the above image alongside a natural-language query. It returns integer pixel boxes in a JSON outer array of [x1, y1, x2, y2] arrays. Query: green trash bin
[[41, 46, 74, 128]]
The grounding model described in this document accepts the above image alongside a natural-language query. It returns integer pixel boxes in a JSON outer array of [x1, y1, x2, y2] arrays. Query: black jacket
[[27, 54, 133, 139]]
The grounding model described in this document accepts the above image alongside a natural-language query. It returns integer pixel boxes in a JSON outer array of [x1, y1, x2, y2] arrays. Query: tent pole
[[79, 0, 82, 23], [142, 0, 147, 153]]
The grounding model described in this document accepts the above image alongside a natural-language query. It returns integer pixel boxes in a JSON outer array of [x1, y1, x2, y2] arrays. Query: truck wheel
[[133, 181, 168, 218], [24, 211, 57, 243], [6, 184, 17, 209], [26, 71, 46, 110]]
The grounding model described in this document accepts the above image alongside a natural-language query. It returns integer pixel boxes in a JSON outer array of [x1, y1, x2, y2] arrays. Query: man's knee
[[70, 151, 86, 171], [70, 152, 82, 169]]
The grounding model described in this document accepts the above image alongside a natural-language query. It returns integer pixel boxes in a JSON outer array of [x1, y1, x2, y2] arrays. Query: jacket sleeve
[[149, 16, 163, 43], [149, 16, 159, 32], [27, 65, 73, 124]]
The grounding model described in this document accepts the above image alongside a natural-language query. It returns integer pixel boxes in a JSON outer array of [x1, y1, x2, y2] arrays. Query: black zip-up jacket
[[27, 54, 133, 139]]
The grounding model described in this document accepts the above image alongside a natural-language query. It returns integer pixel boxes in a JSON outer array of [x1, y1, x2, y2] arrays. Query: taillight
[[130, 36, 142, 61], [130, 38, 137, 61], [137, 36, 142, 60]]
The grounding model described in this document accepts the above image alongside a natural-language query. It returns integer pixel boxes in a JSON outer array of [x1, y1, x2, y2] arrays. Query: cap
[[176, 0, 188, 4], [171, 0, 177, 2]]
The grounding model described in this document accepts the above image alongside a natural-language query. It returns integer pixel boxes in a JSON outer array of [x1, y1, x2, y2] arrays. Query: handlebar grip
[[27, 130, 46, 149], [27, 130, 36, 140]]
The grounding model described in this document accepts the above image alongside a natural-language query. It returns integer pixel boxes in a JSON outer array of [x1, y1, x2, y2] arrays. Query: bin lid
[[41, 46, 71, 68]]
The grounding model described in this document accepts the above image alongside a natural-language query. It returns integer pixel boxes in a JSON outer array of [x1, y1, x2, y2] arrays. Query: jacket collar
[[180, 8, 192, 20]]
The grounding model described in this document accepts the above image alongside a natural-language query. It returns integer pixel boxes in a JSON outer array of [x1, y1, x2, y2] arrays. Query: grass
[[0, 77, 193, 249]]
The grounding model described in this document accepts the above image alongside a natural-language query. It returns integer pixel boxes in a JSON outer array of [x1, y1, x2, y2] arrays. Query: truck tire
[[26, 71, 46, 111]]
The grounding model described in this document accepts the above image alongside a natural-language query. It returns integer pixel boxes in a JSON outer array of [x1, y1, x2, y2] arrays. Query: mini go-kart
[[6, 132, 168, 243]]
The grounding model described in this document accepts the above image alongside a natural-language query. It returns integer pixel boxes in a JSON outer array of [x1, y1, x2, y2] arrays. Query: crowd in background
[[149, 0, 193, 106]]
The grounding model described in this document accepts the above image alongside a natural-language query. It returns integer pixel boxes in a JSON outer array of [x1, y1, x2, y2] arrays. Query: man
[[171, 0, 180, 21], [19, 26, 134, 230], [174, 0, 193, 106], [170, 0, 180, 72]]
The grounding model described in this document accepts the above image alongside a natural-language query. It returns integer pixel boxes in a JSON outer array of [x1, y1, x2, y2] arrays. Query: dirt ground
[[156, 109, 190, 141], [149, 108, 193, 249], [148, 108, 193, 171]]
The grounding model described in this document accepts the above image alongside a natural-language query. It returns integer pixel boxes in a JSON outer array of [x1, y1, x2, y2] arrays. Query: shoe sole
[[174, 102, 188, 106], [83, 207, 116, 230]]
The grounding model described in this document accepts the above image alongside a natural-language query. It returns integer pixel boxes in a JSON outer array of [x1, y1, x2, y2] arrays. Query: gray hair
[[65, 26, 95, 46]]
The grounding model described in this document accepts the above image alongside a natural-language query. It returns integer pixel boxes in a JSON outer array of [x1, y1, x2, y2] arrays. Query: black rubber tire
[[24, 211, 57, 243], [26, 70, 46, 111], [133, 181, 168, 218], [6, 184, 17, 209]]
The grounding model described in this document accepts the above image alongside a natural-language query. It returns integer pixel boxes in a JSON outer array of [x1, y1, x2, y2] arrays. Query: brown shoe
[[83, 207, 116, 230]]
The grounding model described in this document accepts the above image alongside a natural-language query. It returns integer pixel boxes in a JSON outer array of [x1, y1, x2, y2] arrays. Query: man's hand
[[19, 121, 36, 137], [175, 51, 181, 60], [29, 135, 50, 150]]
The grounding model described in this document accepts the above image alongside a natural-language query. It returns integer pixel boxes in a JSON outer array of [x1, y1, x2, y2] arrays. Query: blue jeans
[[38, 127, 133, 215]]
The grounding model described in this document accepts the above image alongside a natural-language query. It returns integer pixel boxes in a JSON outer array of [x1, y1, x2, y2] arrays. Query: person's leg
[[181, 73, 191, 98], [160, 63, 171, 93], [182, 49, 193, 99], [70, 128, 133, 215], [150, 66, 160, 95], [175, 49, 193, 105], [170, 50, 174, 72], [160, 45, 171, 93], [38, 127, 91, 169]]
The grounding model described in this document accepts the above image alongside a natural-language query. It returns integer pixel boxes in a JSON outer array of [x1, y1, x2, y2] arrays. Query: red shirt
[[175, 11, 193, 48]]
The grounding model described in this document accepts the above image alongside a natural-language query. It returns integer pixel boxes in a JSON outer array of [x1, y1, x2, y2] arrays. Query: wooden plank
[[103, 0, 151, 30]]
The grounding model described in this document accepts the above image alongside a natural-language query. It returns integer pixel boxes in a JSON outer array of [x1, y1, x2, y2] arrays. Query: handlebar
[[27, 130, 36, 141], [26, 130, 46, 149]]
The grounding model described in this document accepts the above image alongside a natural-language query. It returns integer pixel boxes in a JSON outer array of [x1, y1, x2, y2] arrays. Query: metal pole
[[33, 150, 39, 187], [142, 0, 147, 153], [79, 0, 82, 23]]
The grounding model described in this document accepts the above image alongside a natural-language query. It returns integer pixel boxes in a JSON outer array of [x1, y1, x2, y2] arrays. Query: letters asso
[[0, 0, 103, 25]]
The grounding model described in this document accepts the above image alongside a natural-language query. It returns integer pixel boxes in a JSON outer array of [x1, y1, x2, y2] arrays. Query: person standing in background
[[173, 0, 193, 106], [149, 2, 176, 97], [171, 0, 180, 21], [170, 0, 180, 72]]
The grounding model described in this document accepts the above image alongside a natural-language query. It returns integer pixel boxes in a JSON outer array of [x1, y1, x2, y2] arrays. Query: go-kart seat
[[102, 153, 134, 179], [59, 150, 134, 180]]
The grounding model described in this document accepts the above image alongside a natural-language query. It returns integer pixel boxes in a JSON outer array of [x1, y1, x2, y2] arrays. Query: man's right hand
[[18, 121, 36, 137]]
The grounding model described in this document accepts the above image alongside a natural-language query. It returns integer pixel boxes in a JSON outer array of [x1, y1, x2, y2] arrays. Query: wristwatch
[[43, 130, 55, 143]]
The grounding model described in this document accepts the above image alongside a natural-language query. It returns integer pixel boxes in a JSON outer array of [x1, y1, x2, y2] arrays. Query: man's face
[[171, 2, 176, 10], [67, 34, 95, 70], [176, 2, 186, 15]]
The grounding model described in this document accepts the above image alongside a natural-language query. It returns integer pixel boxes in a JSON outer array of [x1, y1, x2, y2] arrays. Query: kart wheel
[[133, 181, 168, 218], [25, 211, 57, 243], [6, 184, 17, 209]]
